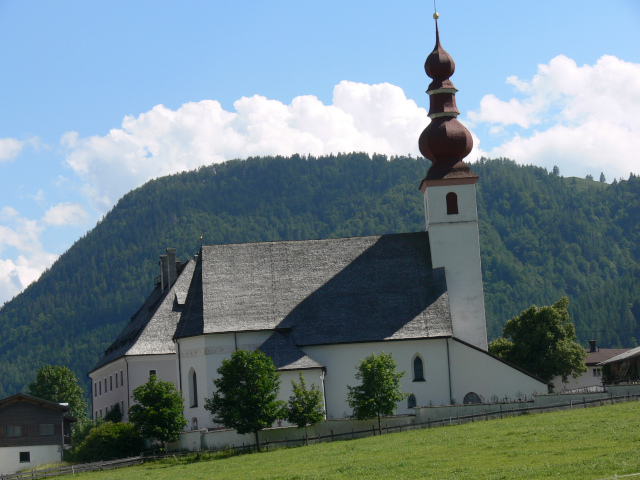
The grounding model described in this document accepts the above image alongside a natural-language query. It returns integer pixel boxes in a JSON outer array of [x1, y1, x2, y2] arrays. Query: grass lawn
[[63, 400, 640, 480]]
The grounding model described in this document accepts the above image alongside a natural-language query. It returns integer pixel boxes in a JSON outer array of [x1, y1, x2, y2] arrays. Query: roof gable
[[0, 393, 71, 414], [91, 258, 196, 373]]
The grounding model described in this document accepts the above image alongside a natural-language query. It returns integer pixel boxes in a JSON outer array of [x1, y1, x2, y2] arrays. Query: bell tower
[[418, 13, 488, 350]]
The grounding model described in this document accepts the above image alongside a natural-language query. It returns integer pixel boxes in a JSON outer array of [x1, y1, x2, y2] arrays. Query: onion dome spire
[[419, 13, 476, 182]]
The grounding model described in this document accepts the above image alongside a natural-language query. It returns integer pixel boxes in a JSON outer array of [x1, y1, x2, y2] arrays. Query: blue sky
[[1, 0, 639, 304]]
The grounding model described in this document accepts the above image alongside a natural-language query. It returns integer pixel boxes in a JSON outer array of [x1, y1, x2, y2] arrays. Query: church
[[88, 16, 546, 430]]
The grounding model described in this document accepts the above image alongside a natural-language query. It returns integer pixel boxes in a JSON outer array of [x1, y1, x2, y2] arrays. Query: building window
[[110, 375, 113, 391], [39, 424, 54, 436], [593, 368, 601, 377], [105, 406, 109, 415], [121, 400, 124, 413], [413, 356, 425, 382], [149, 369, 157, 378], [463, 392, 482, 404], [94, 383, 97, 397], [7, 426, 22, 437], [99, 381, 101, 396], [100, 409, 103, 418], [19, 451, 30, 463], [121, 370, 124, 387], [189, 368, 198, 408], [104, 378, 107, 393], [95, 411, 98, 420], [446, 192, 458, 215], [407, 394, 417, 409], [192, 417, 198, 430]]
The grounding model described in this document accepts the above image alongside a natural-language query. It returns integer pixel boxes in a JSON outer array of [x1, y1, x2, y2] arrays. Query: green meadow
[[63, 400, 640, 480]]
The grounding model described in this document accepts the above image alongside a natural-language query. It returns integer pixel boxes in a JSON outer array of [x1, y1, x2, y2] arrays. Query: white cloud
[[468, 55, 640, 179], [62, 82, 428, 212], [0, 211, 58, 304], [0, 138, 25, 162], [0, 207, 19, 222], [42, 202, 90, 227]]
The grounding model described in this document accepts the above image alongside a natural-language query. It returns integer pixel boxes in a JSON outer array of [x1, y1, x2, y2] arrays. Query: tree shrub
[[72, 422, 144, 463]]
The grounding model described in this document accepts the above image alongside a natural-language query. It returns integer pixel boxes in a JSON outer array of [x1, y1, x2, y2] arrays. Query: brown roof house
[[553, 340, 631, 393], [598, 345, 640, 385], [88, 15, 548, 433], [0, 393, 75, 475]]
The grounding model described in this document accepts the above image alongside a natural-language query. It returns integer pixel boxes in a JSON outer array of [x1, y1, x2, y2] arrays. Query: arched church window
[[191, 417, 198, 430], [446, 192, 458, 215], [188, 368, 198, 408], [407, 394, 417, 409], [463, 392, 482, 404], [413, 356, 425, 382]]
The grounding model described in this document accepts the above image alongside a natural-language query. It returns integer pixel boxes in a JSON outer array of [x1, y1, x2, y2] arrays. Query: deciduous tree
[[204, 350, 284, 452], [128, 374, 186, 444], [347, 352, 407, 434], [489, 297, 587, 387], [286, 373, 324, 445], [28, 364, 88, 432]]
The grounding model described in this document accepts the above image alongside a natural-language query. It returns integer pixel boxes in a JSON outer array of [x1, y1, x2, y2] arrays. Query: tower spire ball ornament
[[419, 14, 476, 182]]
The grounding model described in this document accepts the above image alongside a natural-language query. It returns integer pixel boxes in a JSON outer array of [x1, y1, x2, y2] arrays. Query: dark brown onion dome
[[419, 16, 476, 182], [424, 22, 455, 85]]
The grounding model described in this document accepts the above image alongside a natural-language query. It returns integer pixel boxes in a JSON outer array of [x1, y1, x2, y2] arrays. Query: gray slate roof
[[90, 259, 196, 373], [175, 232, 452, 346], [258, 332, 324, 370]]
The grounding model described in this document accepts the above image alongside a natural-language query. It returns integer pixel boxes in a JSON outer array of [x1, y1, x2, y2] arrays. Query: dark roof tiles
[[176, 232, 452, 346], [90, 259, 196, 373], [258, 332, 324, 371]]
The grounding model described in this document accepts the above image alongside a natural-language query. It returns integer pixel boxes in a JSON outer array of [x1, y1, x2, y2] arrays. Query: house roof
[[585, 348, 631, 366], [258, 332, 324, 371], [0, 393, 76, 421], [598, 345, 640, 366], [175, 231, 453, 346], [90, 259, 196, 374]]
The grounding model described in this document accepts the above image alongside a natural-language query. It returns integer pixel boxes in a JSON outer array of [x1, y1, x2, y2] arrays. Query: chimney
[[166, 248, 177, 289], [589, 340, 597, 353], [159, 255, 168, 291]]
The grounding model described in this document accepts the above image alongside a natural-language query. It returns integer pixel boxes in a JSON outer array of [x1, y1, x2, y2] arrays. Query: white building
[[88, 18, 547, 429], [553, 341, 630, 392]]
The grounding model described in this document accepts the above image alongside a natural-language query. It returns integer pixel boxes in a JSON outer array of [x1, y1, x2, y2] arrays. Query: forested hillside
[[0, 154, 638, 397]]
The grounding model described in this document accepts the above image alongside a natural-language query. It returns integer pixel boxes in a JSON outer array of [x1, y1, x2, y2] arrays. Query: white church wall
[[179, 335, 210, 430], [276, 368, 326, 415], [178, 331, 273, 430], [303, 338, 453, 419], [425, 183, 488, 350], [448, 339, 547, 403], [125, 354, 178, 421]]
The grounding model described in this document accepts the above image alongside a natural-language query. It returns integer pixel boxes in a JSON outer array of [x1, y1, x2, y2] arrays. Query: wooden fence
[[161, 392, 640, 454], [0, 456, 143, 480]]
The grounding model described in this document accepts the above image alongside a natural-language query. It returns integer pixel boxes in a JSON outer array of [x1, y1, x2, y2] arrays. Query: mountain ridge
[[0, 153, 638, 397]]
